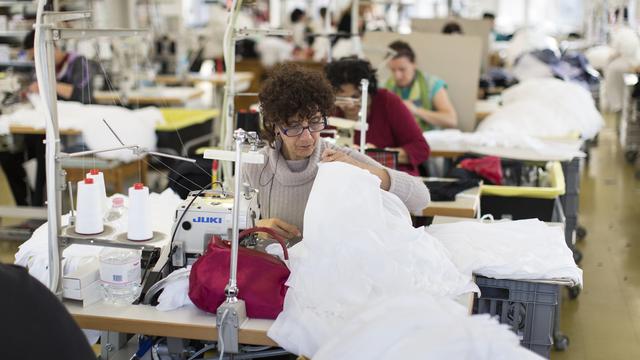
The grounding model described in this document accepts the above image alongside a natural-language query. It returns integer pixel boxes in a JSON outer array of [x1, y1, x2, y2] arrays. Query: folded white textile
[[426, 219, 583, 287], [313, 295, 544, 360], [478, 78, 604, 140], [0, 95, 161, 162], [14, 189, 182, 287], [424, 129, 584, 161], [268, 162, 476, 357]]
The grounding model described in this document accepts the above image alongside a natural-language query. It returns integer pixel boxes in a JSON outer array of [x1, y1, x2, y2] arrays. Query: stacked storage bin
[[480, 161, 565, 223], [478, 161, 570, 355], [474, 276, 560, 358], [561, 159, 582, 262], [620, 74, 640, 164]]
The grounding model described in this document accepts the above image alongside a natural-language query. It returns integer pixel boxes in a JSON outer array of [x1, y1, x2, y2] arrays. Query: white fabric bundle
[[611, 26, 640, 61], [424, 129, 584, 161], [313, 295, 544, 360], [156, 267, 194, 311], [478, 78, 604, 140], [268, 162, 476, 357], [14, 189, 182, 287], [584, 45, 615, 70], [0, 95, 161, 162], [512, 53, 555, 81], [426, 219, 583, 287], [505, 28, 560, 67]]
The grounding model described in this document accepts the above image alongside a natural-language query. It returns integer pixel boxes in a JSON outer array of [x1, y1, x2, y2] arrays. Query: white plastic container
[[99, 247, 142, 305], [104, 196, 127, 227]]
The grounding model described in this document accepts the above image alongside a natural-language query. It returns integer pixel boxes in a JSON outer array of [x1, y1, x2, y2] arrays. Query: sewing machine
[[170, 187, 260, 267]]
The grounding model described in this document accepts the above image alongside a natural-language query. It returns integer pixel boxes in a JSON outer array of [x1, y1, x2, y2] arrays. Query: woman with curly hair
[[243, 63, 430, 239], [324, 57, 431, 175]]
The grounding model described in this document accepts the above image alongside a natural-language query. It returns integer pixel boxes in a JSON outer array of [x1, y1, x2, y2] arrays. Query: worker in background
[[385, 40, 458, 131], [331, 3, 370, 59], [483, 12, 511, 42], [290, 8, 309, 50], [0, 263, 96, 360], [442, 21, 464, 35], [324, 58, 431, 175], [23, 29, 95, 104], [244, 64, 429, 240], [0, 30, 96, 206]]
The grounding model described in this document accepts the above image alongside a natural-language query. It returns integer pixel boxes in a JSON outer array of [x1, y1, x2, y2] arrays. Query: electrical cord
[[157, 182, 213, 276], [218, 308, 230, 360], [185, 307, 228, 360]]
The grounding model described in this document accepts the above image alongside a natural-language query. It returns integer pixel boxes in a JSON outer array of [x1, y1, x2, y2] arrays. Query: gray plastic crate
[[565, 215, 577, 245], [562, 159, 580, 195], [561, 193, 579, 219], [474, 276, 559, 358]]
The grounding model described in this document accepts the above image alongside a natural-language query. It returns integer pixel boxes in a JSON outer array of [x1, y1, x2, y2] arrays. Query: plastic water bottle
[[104, 197, 126, 229], [99, 247, 142, 305]]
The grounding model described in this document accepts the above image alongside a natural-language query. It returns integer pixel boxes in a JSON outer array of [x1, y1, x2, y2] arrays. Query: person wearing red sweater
[[324, 58, 430, 175]]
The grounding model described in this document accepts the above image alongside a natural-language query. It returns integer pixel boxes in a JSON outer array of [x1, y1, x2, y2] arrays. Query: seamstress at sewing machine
[[23, 29, 95, 104], [324, 58, 431, 175], [384, 41, 458, 131], [243, 64, 430, 240]]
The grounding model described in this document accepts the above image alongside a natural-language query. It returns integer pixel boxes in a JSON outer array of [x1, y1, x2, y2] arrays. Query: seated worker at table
[[385, 40, 457, 131], [245, 63, 430, 240], [0, 31, 96, 206], [23, 29, 95, 104], [324, 57, 431, 175]]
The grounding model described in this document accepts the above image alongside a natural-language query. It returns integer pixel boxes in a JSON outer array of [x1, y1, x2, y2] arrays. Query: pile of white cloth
[[505, 28, 560, 67], [268, 162, 477, 357], [602, 26, 640, 112], [313, 295, 544, 360], [427, 219, 583, 287], [478, 78, 604, 140], [14, 189, 181, 287], [0, 94, 161, 162], [424, 129, 584, 161]]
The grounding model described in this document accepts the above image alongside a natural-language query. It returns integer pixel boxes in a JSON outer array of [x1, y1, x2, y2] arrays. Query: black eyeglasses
[[281, 116, 327, 137]]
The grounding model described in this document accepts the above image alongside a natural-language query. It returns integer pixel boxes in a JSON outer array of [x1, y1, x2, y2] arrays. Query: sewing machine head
[[170, 187, 260, 267]]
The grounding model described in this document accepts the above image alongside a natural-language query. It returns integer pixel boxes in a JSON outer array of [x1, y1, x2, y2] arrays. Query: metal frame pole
[[359, 79, 369, 154]]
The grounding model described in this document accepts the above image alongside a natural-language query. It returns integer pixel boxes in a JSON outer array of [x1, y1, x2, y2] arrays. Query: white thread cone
[[86, 169, 107, 212], [127, 183, 152, 241], [75, 178, 104, 235]]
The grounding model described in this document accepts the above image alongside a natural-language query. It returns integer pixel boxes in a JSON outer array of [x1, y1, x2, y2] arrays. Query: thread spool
[[86, 169, 107, 211], [75, 178, 104, 235], [127, 183, 152, 241]]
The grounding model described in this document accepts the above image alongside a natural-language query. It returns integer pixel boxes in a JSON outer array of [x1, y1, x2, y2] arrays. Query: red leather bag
[[188, 227, 290, 319]]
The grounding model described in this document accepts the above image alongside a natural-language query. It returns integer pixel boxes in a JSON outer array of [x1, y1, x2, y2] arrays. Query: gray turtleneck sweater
[[243, 139, 430, 232]]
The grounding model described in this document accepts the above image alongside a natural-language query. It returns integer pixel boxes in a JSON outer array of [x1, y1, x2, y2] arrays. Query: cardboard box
[[63, 260, 99, 291]]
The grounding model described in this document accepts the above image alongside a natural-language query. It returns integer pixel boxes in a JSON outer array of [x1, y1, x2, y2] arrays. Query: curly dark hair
[[324, 57, 378, 95], [258, 63, 335, 146]]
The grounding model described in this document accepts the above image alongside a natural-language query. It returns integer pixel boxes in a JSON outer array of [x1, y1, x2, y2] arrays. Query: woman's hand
[[256, 218, 301, 240], [321, 148, 361, 167]]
